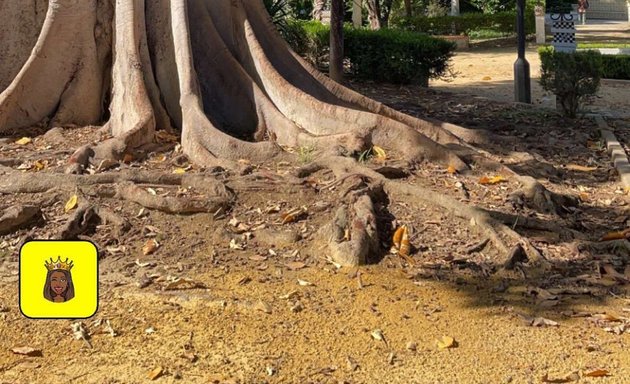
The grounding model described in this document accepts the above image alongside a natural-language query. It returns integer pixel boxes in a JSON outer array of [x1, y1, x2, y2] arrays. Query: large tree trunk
[[0, 0, 556, 268], [0, 0, 468, 170], [329, 0, 344, 82]]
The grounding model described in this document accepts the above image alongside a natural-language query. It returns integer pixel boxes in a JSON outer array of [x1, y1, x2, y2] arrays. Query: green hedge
[[546, 0, 577, 14], [600, 55, 630, 80], [286, 21, 455, 85], [390, 11, 535, 37]]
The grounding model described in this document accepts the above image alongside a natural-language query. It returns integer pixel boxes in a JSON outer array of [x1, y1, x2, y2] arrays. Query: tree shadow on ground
[[405, 238, 629, 318]]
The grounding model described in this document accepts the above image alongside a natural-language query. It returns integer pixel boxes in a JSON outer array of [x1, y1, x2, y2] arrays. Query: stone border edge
[[594, 115, 630, 191]]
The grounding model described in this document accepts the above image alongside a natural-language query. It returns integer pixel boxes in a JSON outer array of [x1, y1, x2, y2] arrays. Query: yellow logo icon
[[20, 241, 98, 319]]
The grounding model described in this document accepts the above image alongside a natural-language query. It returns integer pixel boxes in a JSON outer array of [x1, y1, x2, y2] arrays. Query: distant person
[[578, 0, 589, 25]]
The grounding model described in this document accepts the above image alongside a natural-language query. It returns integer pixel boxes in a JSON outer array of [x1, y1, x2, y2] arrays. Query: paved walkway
[[576, 19, 630, 42]]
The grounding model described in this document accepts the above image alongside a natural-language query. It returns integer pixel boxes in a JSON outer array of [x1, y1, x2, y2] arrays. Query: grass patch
[[468, 29, 513, 40], [578, 43, 630, 49], [297, 145, 316, 164]]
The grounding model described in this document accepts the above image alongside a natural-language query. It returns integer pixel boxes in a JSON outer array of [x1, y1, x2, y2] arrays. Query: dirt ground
[[431, 45, 630, 118], [1, 75, 630, 382]]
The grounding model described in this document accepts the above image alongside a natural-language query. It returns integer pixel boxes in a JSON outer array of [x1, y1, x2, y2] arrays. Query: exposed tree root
[[0, 0, 477, 173], [296, 156, 551, 269], [0, 1, 584, 275], [508, 176, 579, 215], [59, 204, 131, 240], [0, 205, 42, 235], [59, 205, 100, 240], [318, 190, 381, 266], [113, 182, 230, 214], [0, 170, 232, 239]]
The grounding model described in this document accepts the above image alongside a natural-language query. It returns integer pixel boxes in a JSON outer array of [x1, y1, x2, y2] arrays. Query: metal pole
[[514, 0, 531, 103]]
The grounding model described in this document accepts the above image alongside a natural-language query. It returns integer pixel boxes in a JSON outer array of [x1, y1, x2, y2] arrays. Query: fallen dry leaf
[[180, 352, 197, 363], [103, 320, 117, 337], [586, 139, 601, 149], [172, 167, 187, 174], [285, 261, 306, 271], [281, 206, 307, 224], [391, 225, 410, 257], [583, 369, 609, 378], [229, 238, 245, 250], [602, 264, 629, 283], [279, 291, 299, 300], [437, 336, 456, 350], [255, 300, 272, 314], [142, 239, 159, 256], [590, 313, 622, 322], [371, 329, 385, 342], [392, 226, 405, 249], [15, 137, 32, 145], [297, 279, 313, 286], [163, 277, 206, 291], [565, 164, 598, 172], [604, 323, 626, 335], [599, 229, 630, 241], [33, 160, 46, 171], [346, 356, 359, 372], [531, 317, 559, 327], [147, 366, 164, 381], [64, 195, 78, 213], [11, 346, 42, 357], [122, 153, 134, 164], [149, 154, 167, 163], [479, 175, 507, 185], [290, 301, 304, 313], [372, 145, 387, 160], [447, 165, 457, 175], [156, 131, 179, 143], [71, 322, 92, 348]]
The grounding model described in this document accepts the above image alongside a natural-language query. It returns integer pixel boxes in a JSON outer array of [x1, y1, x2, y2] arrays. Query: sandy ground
[[1, 50, 630, 384], [431, 45, 630, 117]]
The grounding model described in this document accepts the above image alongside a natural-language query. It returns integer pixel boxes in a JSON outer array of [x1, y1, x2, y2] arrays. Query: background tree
[[404, 0, 413, 16], [330, 0, 345, 81], [366, 0, 382, 28], [313, 0, 326, 20]]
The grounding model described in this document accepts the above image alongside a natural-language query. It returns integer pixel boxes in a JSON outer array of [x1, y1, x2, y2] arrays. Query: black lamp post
[[514, 0, 532, 103]]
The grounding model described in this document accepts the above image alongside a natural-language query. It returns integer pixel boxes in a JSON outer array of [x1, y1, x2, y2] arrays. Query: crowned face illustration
[[44, 256, 75, 303]]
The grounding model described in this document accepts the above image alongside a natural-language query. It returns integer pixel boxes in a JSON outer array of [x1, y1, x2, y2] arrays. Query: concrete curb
[[594, 115, 630, 191]]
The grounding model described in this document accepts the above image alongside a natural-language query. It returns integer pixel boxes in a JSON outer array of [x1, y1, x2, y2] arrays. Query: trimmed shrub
[[546, 0, 577, 14], [288, 21, 456, 85], [391, 11, 536, 37], [600, 54, 630, 80], [539, 46, 603, 118]]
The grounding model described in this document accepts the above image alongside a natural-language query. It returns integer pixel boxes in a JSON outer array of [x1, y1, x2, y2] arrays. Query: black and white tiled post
[[546, 11, 578, 53]]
